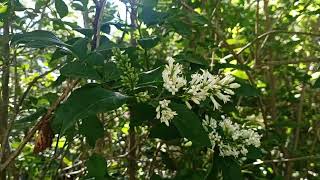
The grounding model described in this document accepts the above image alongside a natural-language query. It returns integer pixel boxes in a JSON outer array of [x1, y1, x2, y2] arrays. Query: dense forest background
[[0, 0, 320, 179]]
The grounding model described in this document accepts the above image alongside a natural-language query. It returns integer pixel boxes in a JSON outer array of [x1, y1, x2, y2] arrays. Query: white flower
[[219, 74, 235, 85], [202, 115, 262, 158], [219, 143, 240, 157], [229, 83, 241, 89], [240, 129, 261, 147], [203, 115, 218, 130], [224, 88, 235, 95], [162, 57, 187, 95], [156, 99, 177, 126], [219, 117, 240, 134], [215, 91, 231, 103], [240, 145, 248, 155], [185, 101, 192, 109], [185, 70, 219, 105], [210, 96, 221, 110]]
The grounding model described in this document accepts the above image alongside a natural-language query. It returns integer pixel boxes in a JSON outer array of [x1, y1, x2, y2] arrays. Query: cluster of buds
[[113, 49, 139, 90]]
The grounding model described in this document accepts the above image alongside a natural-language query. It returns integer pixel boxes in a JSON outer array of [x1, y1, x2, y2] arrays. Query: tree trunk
[[0, 5, 11, 179]]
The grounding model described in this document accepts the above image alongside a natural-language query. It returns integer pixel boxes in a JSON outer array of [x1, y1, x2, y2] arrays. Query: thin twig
[[243, 155, 320, 168], [236, 30, 320, 56], [1, 65, 62, 155], [147, 142, 163, 178], [0, 80, 79, 171], [258, 57, 320, 66], [95, 0, 107, 48], [293, 85, 306, 150]]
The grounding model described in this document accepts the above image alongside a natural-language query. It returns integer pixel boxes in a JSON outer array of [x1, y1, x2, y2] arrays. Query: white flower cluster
[[202, 115, 261, 158], [156, 100, 177, 126], [162, 57, 187, 95], [162, 58, 240, 110], [186, 71, 240, 110]]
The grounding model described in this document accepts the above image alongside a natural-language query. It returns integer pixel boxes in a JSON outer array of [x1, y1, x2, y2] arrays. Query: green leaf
[[138, 36, 159, 49], [86, 52, 105, 66], [79, 115, 104, 147], [131, 103, 156, 126], [221, 158, 243, 180], [60, 61, 101, 80], [0, 3, 7, 14], [86, 154, 107, 178], [101, 23, 111, 34], [175, 52, 209, 66], [70, 38, 89, 60], [169, 20, 192, 36], [205, 152, 221, 180], [51, 48, 68, 62], [11, 30, 68, 48], [79, 0, 89, 7], [51, 75, 67, 87], [149, 123, 181, 141], [55, 0, 69, 18], [138, 67, 163, 86], [72, 2, 84, 11], [235, 82, 260, 97], [246, 146, 263, 160], [170, 103, 211, 147], [74, 28, 93, 37], [313, 77, 320, 88], [143, 0, 158, 8], [41, 92, 59, 105], [52, 84, 128, 134], [101, 62, 120, 82], [140, 9, 166, 26]]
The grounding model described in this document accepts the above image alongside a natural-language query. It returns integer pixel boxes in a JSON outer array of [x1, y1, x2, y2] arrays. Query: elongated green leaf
[[86, 154, 107, 178], [11, 30, 68, 48], [313, 77, 320, 88], [131, 103, 156, 126], [70, 38, 88, 60], [138, 67, 163, 86], [55, 0, 69, 18], [175, 52, 209, 66], [235, 82, 260, 97], [74, 28, 93, 37], [138, 36, 159, 49], [170, 103, 211, 147], [149, 123, 181, 141], [86, 52, 120, 82], [79, 115, 104, 147], [52, 84, 128, 134], [221, 158, 243, 180], [100, 62, 120, 82], [60, 61, 101, 80], [72, 2, 85, 11]]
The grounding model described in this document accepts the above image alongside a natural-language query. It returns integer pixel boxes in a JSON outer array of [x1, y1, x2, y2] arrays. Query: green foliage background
[[0, 0, 319, 179]]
